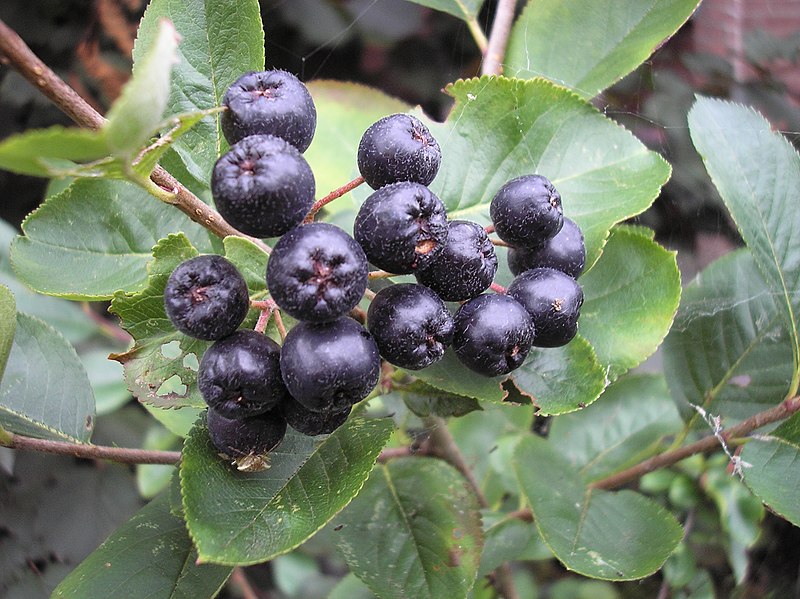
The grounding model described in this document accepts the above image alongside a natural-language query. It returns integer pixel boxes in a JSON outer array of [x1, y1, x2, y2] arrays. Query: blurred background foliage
[[1, 1, 800, 597]]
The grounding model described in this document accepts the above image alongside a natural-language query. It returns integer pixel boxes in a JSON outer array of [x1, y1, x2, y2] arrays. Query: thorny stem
[[0, 18, 271, 254], [482, 0, 518, 77], [304, 176, 365, 223]]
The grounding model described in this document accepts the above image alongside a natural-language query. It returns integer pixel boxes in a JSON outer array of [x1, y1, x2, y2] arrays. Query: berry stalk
[[303, 175, 365, 223]]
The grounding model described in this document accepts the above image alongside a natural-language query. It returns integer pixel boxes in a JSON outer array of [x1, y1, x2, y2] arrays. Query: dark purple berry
[[490, 175, 563, 248], [507, 268, 584, 347], [367, 283, 454, 370], [198, 330, 289, 418], [211, 134, 315, 238], [221, 70, 317, 151], [354, 182, 448, 274], [282, 398, 351, 436], [280, 318, 380, 413], [164, 255, 249, 341], [508, 217, 586, 278], [357, 113, 441, 189], [266, 223, 369, 322], [207, 407, 287, 459], [414, 220, 498, 302], [452, 294, 534, 377]]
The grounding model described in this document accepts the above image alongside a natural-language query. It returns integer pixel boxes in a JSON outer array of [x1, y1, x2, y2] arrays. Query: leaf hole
[[156, 375, 187, 397], [183, 353, 199, 371], [160, 340, 182, 359]]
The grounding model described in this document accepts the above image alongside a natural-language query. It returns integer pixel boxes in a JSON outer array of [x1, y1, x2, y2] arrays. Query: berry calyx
[[266, 223, 369, 322], [354, 182, 449, 274], [507, 217, 586, 278], [282, 398, 351, 436], [452, 294, 534, 376], [280, 317, 380, 413], [414, 220, 498, 302], [211, 134, 315, 238], [357, 113, 441, 189], [163, 254, 249, 341], [198, 330, 288, 418], [221, 69, 317, 151], [207, 407, 287, 471], [490, 174, 564, 248], [367, 283, 454, 370], [507, 267, 584, 347]]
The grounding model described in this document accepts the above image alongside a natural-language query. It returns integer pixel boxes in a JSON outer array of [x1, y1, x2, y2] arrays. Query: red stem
[[304, 176, 365, 223], [490, 282, 506, 294]]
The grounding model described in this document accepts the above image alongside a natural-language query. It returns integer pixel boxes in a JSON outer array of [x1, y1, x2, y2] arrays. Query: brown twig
[[490, 237, 512, 248], [368, 270, 396, 280], [0, 18, 271, 254], [1, 430, 181, 464], [230, 567, 260, 599], [304, 176, 365, 224], [482, 0, 518, 76]]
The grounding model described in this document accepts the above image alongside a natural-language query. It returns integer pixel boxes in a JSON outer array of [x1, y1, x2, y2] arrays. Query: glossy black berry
[[211, 134, 315, 238], [507, 268, 584, 348], [415, 220, 498, 302], [367, 283, 454, 370], [508, 217, 586, 278], [266, 223, 369, 322], [198, 330, 289, 418], [354, 182, 448, 274], [164, 255, 249, 341], [282, 398, 351, 436], [357, 113, 441, 189], [452, 294, 534, 377], [490, 175, 564, 248], [280, 317, 380, 413], [221, 70, 317, 151], [207, 407, 287, 458]]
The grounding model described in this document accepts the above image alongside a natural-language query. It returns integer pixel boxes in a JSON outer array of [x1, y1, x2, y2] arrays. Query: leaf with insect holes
[[109, 234, 269, 409]]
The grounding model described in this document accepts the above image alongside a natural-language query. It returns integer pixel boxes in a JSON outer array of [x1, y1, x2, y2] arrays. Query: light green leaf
[[408, 349, 506, 403], [505, 0, 700, 99], [478, 516, 550, 578], [430, 77, 670, 269], [0, 313, 94, 442], [515, 435, 683, 580], [106, 19, 179, 157], [334, 457, 483, 599], [663, 250, 794, 424], [0, 127, 110, 178], [221, 235, 269, 295], [548, 374, 683, 482], [81, 349, 130, 416], [10, 179, 213, 299], [579, 226, 681, 379], [137, 423, 180, 499], [109, 234, 208, 409], [145, 404, 204, 438], [52, 492, 232, 599], [181, 414, 393, 565], [134, 0, 265, 183], [741, 411, 800, 527], [0, 285, 15, 382], [510, 336, 607, 415], [329, 573, 377, 599], [404, 0, 484, 20], [688, 97, 800, 396]]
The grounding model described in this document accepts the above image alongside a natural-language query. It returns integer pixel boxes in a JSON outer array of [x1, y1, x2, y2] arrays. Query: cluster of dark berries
[[163, 68, 587, 468]]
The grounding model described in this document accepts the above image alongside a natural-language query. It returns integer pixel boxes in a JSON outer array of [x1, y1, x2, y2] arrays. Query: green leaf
[[478, 515, 550, 577], [52, 493, 232, 599], [334, 457, 483, 599], [514, 435, 683, 580], [110, 234, 208, 409], [106, 19, 179, 157], [431, 77, 670, 269], [329, 573, 377, 599], [662, 250, 794, 424], [137, 423, 179, 499], [0, 313, 94, 442], [688, 97, 800, 395], [504, 0, 700, 99], [548, 374, 683, 482], [396, 380, 482, 418], [10, 179, 213, 299], [145, 404, 204, 438], [409, 349, 506, 403], [0, 127, 110, 178], [81, 349, 130, 416], [0, 285, 15, 382], [403, 0, 485, 20], [181, 414, 393, 565], [305, 81, 408, 228], [135, 0, 265, 183], [510, 336, 607, 415], [579, 226, 681, 379], [741, 411, 800, 527], [221, 235, 269, 295]]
